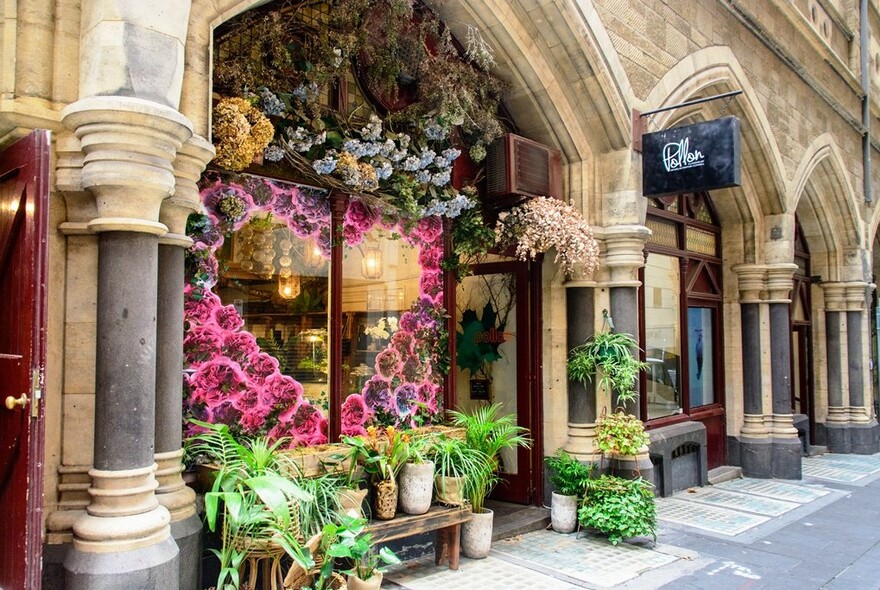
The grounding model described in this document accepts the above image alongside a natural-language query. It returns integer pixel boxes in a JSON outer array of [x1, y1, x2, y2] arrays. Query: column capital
[[732, 263, 766, 302], [163, 134, 214, 240], [62, 96, 193, 235], [822, 282, 859, 311], [765, 263, 798, 303], [598, 224, 650, 286], [844, 281, 870, 311]]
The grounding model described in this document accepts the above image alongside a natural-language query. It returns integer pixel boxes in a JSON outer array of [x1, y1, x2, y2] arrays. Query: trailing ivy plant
[[578, 475, 656, 545]]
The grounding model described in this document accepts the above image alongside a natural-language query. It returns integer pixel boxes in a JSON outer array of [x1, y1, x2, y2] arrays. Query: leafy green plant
[[187, 421, 314, 589], [342, 425, 411, 483], [296, 473, 346, 539], [578, 475, 656, 545], [448, 404, 531, 512], [567, 330, 647, 404], [310, 516, 401, 588], [545, 449, 594, 497], [431, 435, 493, 506], [595, 411, 651, 457]]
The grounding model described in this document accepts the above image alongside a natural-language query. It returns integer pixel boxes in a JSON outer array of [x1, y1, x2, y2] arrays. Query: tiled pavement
[[384, 453, 880, 589]]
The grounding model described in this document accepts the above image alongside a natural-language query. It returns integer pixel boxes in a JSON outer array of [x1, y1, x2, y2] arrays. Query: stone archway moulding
[[183, 0, 635, 165]]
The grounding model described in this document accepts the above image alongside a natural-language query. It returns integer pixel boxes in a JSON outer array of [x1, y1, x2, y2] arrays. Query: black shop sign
[[642, 116, 741, 197]]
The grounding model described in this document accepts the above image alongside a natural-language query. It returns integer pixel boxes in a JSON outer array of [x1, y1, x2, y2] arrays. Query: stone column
[[766, 265, 801, 480], [154, 136, 214, 590], [61, 96, 192, 590], [732, 264, 772, 476], [604, 226, 650, 415], [822, 283, 848, 452], [844, 283, 879, 453], [602, 225, 651, 480], [563, 284, 599, 461]]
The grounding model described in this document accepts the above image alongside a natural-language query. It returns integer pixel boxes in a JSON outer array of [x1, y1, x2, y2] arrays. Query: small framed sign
[[469, 378, 491, 401], [642, 116, 741, 197]]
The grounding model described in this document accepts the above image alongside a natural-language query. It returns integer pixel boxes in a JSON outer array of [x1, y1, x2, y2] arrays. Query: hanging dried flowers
[[495, 196, 600, 277], [212, 97, 275, 171]]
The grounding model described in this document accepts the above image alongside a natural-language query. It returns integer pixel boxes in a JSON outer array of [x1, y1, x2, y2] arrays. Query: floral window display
[[184, 172, 449, 445]]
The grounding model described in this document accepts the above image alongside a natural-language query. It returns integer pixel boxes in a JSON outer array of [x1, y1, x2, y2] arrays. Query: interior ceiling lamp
[[361, 245, 383, 280], [277, 227, 301, 299], [303, 238, 325, 270]]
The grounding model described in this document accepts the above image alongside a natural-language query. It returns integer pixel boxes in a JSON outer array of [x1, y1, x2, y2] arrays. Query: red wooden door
[[0, 130, 50, 589]]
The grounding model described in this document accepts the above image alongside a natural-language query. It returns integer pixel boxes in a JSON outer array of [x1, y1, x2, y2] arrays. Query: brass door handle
[[5, 393, 28, 410]]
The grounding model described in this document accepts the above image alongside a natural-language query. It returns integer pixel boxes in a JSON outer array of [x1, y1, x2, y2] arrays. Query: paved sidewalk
[[384, 453, 880, 589]]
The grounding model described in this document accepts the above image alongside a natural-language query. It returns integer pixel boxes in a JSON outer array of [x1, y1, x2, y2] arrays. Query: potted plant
[[320, 516, 401, 590], [186, 420, 314, 589], [545, 448, 593, 533], [449, 404, 531, 559], [431, 435, 488, 506], [578, 475, 656, 545], [567, 329, 647, 403], [342, 425, 410, 520], [397, 433, 435, 515]]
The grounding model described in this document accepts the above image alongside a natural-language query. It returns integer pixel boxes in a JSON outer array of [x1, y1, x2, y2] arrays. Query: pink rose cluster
[[183, 284, 328, 446]]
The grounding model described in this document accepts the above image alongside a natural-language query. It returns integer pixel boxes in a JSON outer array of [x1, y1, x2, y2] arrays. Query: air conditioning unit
[[486, 133, 562, 199]]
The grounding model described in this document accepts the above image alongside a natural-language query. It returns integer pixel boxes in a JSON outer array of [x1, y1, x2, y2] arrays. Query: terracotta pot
[[461, 508, 493, 559], [434, 475, 465, 506], [551, 491, 578, 533], [398, 461, 434, 515], [347, 571, 383, 590], [338, 487, 368, 518], [373, 478, 398, 520]]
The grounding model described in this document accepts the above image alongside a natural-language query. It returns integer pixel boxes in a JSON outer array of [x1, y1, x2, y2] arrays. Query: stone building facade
[[1, 0, 879, 588]]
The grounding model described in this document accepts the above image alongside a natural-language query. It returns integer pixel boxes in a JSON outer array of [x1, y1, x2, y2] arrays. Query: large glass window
[[641, 193, 722, 422], [644, 253, 681, 419]]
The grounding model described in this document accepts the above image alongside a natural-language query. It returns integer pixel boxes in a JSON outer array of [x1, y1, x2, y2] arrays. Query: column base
[[171, 512, 202, 590], [64, 536, 179, 590], [819, 422, 880, 454], [734, 436, 802, 479]]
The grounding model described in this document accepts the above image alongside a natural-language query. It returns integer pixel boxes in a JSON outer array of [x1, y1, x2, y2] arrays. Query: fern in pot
[[545, 449, 593, 533]]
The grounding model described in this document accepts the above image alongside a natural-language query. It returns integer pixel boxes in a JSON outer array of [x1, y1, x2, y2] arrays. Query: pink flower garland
[[186, 172, 448, 445]]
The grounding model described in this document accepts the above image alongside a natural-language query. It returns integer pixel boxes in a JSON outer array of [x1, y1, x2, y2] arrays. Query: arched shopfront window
[[639, 193, 724, 425], [184, 2, 457, 445]]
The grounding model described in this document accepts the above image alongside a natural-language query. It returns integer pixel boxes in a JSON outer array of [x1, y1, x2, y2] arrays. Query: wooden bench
[[365, 505, 472, 570]]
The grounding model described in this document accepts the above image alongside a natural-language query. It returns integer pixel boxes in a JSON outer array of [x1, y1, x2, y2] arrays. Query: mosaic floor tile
[[386, 554, 583, 590], [683, 488, 800, 516], [656, 498, 770, 536], [802, 454, 880, 482], [493, 530, 678, 587], [714, 478, 829, 503]]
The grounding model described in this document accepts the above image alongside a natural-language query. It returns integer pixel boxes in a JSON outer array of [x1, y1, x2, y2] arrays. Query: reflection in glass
[[455, 272, 519, 474], [688, 307, 715, 407], [644, 253, 682, 419]]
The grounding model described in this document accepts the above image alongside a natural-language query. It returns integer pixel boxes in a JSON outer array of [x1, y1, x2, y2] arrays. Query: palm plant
[[448, 404, 531, 512], [432, 436, 493, 508]]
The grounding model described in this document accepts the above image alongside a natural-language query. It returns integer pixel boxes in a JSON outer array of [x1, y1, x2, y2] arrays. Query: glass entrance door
[[455, 261, 535, 504]]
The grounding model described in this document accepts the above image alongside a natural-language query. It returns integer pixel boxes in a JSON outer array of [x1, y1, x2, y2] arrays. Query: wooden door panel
[[0, 130, 50, 590]]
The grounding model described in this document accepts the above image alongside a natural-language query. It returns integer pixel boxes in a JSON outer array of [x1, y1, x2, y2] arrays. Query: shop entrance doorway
[[454, 259, 542, 505]]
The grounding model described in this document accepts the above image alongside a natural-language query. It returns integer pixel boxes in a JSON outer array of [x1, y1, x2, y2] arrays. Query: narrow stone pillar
[[62, 96, 192, 590], [766, 265, 801, 479], [155, 136, 214, 590], [822, 283, 850, 451], [564, 285, 599, 461], [733, 265, 772, 475], [602, 226, 651, 481], [844, 283, 879, 453]]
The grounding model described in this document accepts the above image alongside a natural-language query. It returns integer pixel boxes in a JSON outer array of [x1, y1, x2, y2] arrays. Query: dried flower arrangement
[[212, 97, 275, 171], [495, 196, 600, 277]]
